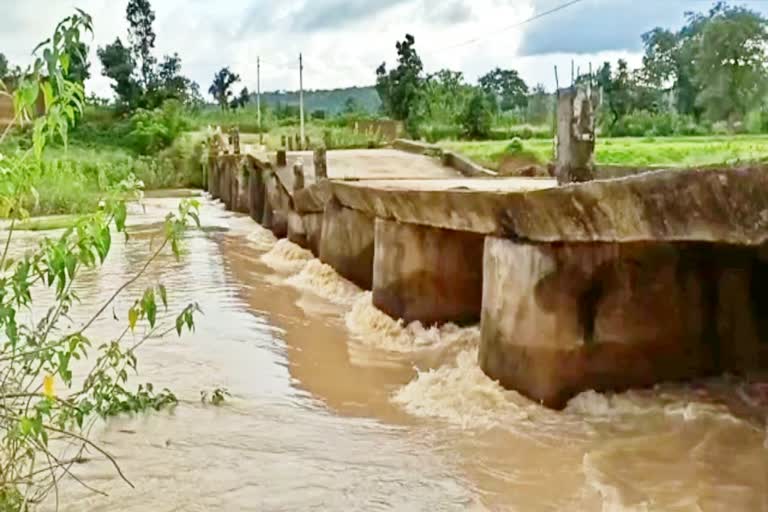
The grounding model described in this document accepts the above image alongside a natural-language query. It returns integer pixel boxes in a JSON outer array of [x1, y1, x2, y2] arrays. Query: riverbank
[[440, 134, 768, 171]]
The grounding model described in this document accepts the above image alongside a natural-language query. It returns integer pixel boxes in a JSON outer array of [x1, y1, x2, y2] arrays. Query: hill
[[257, 86, 381, 115]]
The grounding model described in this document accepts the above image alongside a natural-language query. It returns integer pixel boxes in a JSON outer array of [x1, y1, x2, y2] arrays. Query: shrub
[[125, 99, 188, 155], [461, 91, 494, 139]]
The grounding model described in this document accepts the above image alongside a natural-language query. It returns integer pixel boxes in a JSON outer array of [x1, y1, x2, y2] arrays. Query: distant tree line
[[375, 1, 768, 139]]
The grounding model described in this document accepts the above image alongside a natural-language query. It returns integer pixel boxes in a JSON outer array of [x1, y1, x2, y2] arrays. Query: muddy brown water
[[21, 195, 767, 511]]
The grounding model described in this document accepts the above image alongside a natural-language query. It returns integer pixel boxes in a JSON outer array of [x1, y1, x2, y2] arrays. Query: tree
[[461, 89, 494, 139], [375, 34, 424, 132], [419, 69, 472, 126], [695, 4, 768, 123], [479, 68, 529, 111], [208, 67, 240, 110], [126, 0, 157, 88], [97, 37, 141, 108], [596, 60, 634, 128], [0, 53, 8, 81], [343, 96, 361, 114], [230, 87, 250, 110], [154, 53, 198, 104], [64, 42, 91, 85], [526, 83, 551, 125]]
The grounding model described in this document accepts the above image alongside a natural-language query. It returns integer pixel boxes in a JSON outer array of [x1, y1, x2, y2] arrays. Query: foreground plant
[[0, 11, 201, 510]]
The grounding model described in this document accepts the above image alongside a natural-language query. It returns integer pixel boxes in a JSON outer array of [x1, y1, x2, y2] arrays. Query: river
[[30, 195, 768, 511]]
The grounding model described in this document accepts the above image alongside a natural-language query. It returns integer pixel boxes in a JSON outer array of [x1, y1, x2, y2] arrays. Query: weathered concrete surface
[[318, 198, 375, 289], [555, 87, 596, 184], [373, 219, 485, 325], [332, 168, 768, 245], [287, 211, 308, 248], [265, 171, 291, 237], [479, 237, 768, 408], [302, 213, 324, 256], [233, 163, 250, 213], [207, 157, 219, 198], [249, 165, 266, 222]]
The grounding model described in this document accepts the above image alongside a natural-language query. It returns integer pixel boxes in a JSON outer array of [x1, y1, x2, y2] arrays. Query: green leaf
[[158, 284, 167, 310], [114, 202, 127, 232], [128, 306, 138, 332]]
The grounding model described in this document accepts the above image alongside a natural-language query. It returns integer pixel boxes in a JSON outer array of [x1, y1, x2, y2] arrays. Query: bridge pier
[[319, 198, 374, 289], [477, 237, 768, 408], [233, 162, 251, 214], [265, 171, 290, 237], [249, 164, 266, 222], [301, 214, 324, 257], [372, 219, 484, 325]]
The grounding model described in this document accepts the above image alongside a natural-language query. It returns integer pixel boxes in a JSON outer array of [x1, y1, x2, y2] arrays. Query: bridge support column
[[264, 171, 289, 237], [219, 156, 235, 210], [479, 238, 724, 409], [233, 162, 250, 213], [372, 219, 484, 325], [249, 165, 266, 222], [319, 198, 374, 289], [302, 214, 324, 257], [208, 157, 219, 198]]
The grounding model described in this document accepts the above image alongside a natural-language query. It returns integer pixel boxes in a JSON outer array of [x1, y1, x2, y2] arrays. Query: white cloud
[[5, 0, 751, 100]]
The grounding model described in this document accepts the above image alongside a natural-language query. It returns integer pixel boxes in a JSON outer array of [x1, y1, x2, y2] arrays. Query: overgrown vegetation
[[0, 11, 202, 509]]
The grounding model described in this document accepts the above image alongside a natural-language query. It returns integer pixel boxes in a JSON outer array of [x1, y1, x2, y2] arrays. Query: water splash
[[261, 239, 313, 273], [286, 259, 362, 305], [345, 292, 479, 353]]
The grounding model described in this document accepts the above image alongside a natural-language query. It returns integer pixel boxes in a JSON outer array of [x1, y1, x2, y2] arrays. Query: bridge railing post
[[555, 86, 596, 185], [313, 148, 327, 180]]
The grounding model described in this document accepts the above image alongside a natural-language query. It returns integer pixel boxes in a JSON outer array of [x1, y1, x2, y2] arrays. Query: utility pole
[[299, 53, 305, 146], [257, 56, 261, 140]]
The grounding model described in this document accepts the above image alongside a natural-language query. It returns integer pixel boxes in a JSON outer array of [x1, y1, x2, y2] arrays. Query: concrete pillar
[[280, 135, 286, 148], [207, 156, 218, 198], [249, 165, 266, 222], [294, 134, 301, 151], [220, 157, 234, 210], [313, 148, 328, 180], [555, 86, 595, 185], [276, 150, 287, 168], [305, 135, 311, 150], [302, 213, 324, 257], [372, 219, 485, 325], [293, 160, 305, 193], [265, 171, 289, 237], [288, 137, 294, 151], [232, 127, 241, 155], [319, 198, 374, 289], [234, 162, 250, 213], [479, 238, 716, 409]]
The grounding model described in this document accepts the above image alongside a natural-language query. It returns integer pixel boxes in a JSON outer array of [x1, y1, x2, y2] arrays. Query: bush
[[461, 91, 494, 139], [126, 99, 189, 155], [602, 111, 710, 137]]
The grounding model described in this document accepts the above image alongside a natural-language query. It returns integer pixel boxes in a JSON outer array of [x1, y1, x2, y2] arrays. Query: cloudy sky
[[3, 0, 768, 100]]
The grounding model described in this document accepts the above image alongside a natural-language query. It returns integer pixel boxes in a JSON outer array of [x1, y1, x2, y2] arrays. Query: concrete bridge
[[205, 120, 768, 408]]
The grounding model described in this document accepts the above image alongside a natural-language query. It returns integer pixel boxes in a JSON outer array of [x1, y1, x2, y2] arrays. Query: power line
[[427, 0, 585, 54]]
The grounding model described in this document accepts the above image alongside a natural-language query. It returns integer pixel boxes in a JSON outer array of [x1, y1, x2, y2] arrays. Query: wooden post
[[294, 133, 301, 151], [288, 137, 294, 151], [313, 148, 327, 180], [232, 127, 240, 155], [305, 135, 311, 150], [555, 86, 596, 185], [280, 135, 286, 148]]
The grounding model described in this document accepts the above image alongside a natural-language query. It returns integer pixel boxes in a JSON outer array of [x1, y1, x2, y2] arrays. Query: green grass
[[0, 134, 205, 218], [440, 134, 768, 170]]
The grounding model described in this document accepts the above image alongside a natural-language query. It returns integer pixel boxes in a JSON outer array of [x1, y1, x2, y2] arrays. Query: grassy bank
[[440, 134, 768, 170], [0, 132, 205, 218]]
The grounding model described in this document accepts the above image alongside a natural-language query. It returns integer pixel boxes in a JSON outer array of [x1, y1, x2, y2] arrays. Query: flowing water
[[25, 195, 768, 511]]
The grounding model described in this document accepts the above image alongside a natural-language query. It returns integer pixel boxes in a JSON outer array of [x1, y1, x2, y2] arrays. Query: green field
[[440, 135, 768, 170]]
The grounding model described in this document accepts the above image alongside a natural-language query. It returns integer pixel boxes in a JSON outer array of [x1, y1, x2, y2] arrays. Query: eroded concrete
[[373, 219, 485, 325], [319, 198, 375, 289]]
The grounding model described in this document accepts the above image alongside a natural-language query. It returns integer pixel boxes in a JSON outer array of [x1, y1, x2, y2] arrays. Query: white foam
[[582, 452, 651, 512], [260, 239, 313, 273], [245, 225, 278, 250], [286, 259, 363, 305], [392, 348, 536, 430], [344, 292, 479, 353]]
